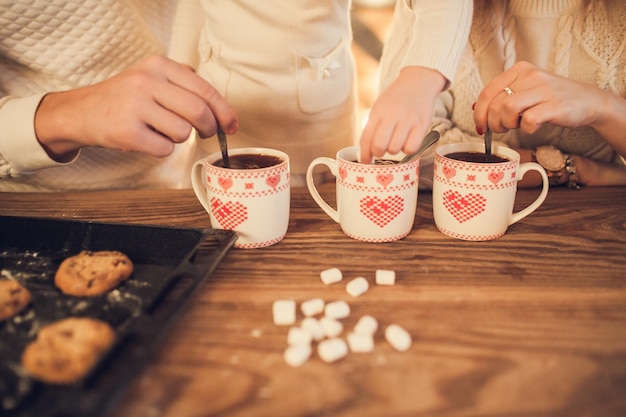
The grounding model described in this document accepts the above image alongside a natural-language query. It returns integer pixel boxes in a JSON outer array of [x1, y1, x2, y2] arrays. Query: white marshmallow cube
[[376, 269, 396, 286], [320, 267, 343, 285], [385, 324, 412, 352], [317, 338, 348, 363], [301, 317, 325, 341], [301, 298, 325, 317], [284, 344, 312, 367], [272, 299, 296, 326], [354, 315, 378, 335], [347, 332, 375, 353], [287, 326, 313, 346], [320, 316, 344, 338], [324, 300, 350, 319], [346, 276, 369, 297]]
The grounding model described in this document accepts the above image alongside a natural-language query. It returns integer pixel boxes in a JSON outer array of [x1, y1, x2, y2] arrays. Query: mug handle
[[191, 160, 212, 214], [306, 157, 340, 223], [510, 162, 549, 225]]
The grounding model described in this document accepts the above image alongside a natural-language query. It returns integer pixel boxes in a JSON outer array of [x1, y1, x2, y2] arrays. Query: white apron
[[195, 0, 359, 186]]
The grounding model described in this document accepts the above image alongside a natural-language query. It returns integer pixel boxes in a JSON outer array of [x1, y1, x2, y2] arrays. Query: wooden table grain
[[1, 184, 625, 417]]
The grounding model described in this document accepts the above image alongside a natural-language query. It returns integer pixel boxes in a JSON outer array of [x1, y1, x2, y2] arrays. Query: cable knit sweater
[[382, 0, 626, 189], [0, 0, 197, 192]]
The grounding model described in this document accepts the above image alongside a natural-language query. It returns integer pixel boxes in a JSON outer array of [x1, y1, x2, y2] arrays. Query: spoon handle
[[484, 128, 492, 156], [217, 128, 230, 168], [399, 130, 440, 164]]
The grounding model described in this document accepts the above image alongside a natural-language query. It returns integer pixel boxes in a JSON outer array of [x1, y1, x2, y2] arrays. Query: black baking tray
[[0, 215, 237, 417]]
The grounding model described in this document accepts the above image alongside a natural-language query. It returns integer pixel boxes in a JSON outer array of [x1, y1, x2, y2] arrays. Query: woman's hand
[[359, 66, 445, 164], [34, 55, 238, 162], [472, 61, 626, 158]]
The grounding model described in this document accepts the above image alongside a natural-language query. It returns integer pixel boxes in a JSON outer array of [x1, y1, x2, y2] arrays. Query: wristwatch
[[564, 155, 582, 190], [532, 145, 582, 189], [533, 145, 566, 186]]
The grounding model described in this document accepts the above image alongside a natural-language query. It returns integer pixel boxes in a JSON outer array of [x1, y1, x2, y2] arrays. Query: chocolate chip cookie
[[54, 251, 133, 297], [21, 317, 116, 384], [0, 279, 31, 321]]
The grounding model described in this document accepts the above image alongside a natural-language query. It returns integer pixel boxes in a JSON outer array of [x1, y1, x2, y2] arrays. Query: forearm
[[591, 91, 626, 158]]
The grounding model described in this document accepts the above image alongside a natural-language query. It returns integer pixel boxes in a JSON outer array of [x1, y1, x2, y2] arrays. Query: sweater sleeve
[[0, 95, 76, 178], [168, 0, 205, 68], [379, 0, 473, 91]]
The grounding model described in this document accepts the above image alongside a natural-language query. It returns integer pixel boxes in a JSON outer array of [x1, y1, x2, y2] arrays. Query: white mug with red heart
[[306, 145, 419, 242], [191, 147, 290, 249], [433, 142, 549, 241]]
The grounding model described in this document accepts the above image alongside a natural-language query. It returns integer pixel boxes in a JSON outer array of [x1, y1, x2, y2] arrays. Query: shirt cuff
[[0, 94, 78, 175]]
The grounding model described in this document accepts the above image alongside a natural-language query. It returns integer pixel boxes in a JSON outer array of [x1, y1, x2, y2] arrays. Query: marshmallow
[[347, 332, 375, 353], [287, 326, 312, 346], [272, 299, 296, 326], [354, 315, 378, 335], [385, 324, 412, 352], [346, 276, 369, 297], [284, 344, 312, 367], [301, 298, 325, 317], [320, 267, 343, 285], [301, 317, 325, 341], [324, 300, 350, 319], [320, 316, 344, 338], [317, 338, 348, 363], [376, 269, 396, 286]]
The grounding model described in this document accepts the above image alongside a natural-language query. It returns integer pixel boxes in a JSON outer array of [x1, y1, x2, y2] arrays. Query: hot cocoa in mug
[[212, 153, 284, 169], [445, 151, 510, 164]]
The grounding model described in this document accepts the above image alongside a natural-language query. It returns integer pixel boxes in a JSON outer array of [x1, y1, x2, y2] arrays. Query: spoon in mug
[[398, 130, 440, 164], [217, 128, 230, 168]]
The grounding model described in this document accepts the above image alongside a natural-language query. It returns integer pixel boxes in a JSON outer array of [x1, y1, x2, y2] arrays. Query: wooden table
[[1, 184, 625, 417]]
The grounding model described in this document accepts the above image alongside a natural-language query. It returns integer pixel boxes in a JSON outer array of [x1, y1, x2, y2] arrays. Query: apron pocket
[[295, 38, 352, 114]]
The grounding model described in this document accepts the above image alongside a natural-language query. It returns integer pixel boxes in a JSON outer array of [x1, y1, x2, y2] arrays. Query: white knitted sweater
[[0, 0, 197, 192], [382, 0, 626, 189]]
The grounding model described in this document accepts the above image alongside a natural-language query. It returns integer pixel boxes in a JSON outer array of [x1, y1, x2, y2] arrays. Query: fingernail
[[475, 126, 483, 136], [471, 102, 476, 111]]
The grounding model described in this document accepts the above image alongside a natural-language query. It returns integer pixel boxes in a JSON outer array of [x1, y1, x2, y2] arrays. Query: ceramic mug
[[191, 147, 290, 249], [432, 142, 549, 241], [306, 145, 419, 242]]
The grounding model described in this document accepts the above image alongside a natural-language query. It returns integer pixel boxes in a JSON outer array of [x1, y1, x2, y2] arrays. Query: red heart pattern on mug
[[210, 197, 248, 229], [339, 167, 348, 180], [488, 170, 505, 184], [442, 190, 486, 223], [443, 165, 456, 179], [360, 195, 404, 228], [266, 175, 281, 189], [218, 177, 233, 191], [376, 174, 393, 187]]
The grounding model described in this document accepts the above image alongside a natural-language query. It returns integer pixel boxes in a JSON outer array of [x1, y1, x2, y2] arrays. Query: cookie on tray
[[55, 250, 133, 297], [0, 279, 32, 321], [21, 317, 116, 384]]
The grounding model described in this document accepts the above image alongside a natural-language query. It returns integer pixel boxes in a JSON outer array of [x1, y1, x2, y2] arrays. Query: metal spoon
[[217, 128, 230, 168], [484, 128, 492, 157], [398, 130, 440, 164]]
